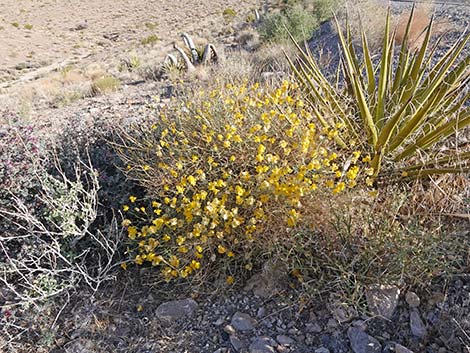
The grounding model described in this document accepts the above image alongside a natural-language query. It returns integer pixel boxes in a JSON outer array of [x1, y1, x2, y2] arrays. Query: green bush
[[259, 4, 318, 43], [259, 0, 340, 43]]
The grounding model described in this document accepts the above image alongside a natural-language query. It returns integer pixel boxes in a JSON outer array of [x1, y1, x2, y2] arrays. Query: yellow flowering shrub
[[115, 80, 369, 282]]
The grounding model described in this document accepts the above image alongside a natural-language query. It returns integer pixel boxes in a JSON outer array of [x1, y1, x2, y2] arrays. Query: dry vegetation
[[1, 0, 469, 352]]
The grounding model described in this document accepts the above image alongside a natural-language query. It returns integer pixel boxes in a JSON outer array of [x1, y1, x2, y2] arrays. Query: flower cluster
[[117, 80, 369, 281]]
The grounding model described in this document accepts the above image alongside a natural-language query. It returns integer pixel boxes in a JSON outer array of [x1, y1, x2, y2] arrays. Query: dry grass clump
[[273, 182, 469, 303], [113, 79, 369, 284], [90, 75, 121, 96]]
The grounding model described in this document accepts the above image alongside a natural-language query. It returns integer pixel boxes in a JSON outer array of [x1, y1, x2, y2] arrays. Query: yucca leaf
[[352, 72, 378, 145], [401, 151, 470, 172], [375, 9, 391, 127], [395, 108, 470, 160], [391, 4, 415, 96], [400, 17, 433, 105], [361, 29, 375, 97], [402, 167, 470, 178]]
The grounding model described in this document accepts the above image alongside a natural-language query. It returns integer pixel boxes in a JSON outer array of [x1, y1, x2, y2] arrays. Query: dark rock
[[409, 310, 427, 338], [155, 298, 198, 325], [231, 312, 256, 331], [230, 335, 245, 352], [249, 336, 277, 353], [347, 327, 382, 353], [314, 348, 330, 353], [306, 322, 322, 333], [395, 343, 415, 353], [276, 335, 295, 346]]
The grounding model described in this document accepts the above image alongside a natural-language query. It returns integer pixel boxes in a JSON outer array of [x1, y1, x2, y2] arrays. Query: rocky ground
[[11, 271, 468, 353]]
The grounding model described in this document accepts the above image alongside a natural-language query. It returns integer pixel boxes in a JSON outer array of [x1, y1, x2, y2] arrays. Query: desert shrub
[[259, 0, 340, 43], [259, 4, 319, 43], [140, 34, 159, 46], [114, 80, 369, 283], [0, 157, 121, 306], [90, 75, 120, 95], [275, 185, 470, 301], [222, 8, 237, 21], [0, 123, 43, 209]]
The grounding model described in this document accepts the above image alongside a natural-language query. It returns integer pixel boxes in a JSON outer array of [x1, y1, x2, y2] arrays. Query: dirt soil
[[0, 0, 258, 87]]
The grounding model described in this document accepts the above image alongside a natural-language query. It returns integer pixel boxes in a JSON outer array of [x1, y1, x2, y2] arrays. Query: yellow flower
[[226, 276, 234, 285], [217, 245, 226, 254], [122, 219, 131, 226], [187, 175, 197, 186], [127, 226, 137, 239], [169, 255, 180, 268], [129, 196, 137, 203], [120, 262, 127, 270], [123, 205, 129, 212], [190, 260, 201, 270]]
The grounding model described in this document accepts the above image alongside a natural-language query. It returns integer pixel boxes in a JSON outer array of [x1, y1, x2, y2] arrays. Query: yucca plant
[[287, 6, 470, 180]]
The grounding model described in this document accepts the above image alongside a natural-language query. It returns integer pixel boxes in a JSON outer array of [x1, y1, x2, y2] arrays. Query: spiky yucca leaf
[[290, 5, 470, 180]]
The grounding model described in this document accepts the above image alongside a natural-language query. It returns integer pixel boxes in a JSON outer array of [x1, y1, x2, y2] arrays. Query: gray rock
[[314, 348, 331, 353], [410, 309, 427, 338], [155, 298, 198, 325], [365, 285, 400, 319], [213, 349, 229, 353], [405, 292, 420, 308], [214, 318, 225, 326], [395, 343, 415, 353], [230, 335, 245, 352], [249, 336, 277, 353], [347, 327, 382, 353], [276, 335, 295, 346], [306, 322, 322, 333], [327, 318, 338, 329], [231, 312, 256, 331]]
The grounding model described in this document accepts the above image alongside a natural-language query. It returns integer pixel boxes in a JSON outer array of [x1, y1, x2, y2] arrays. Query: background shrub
[[259, 0, 340, 43]]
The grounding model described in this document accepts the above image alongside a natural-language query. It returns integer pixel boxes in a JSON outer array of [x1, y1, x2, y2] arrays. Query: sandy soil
[[0, 0, 259, 85]]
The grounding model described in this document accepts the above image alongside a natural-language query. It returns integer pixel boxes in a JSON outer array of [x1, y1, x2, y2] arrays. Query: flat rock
[[155, 298, 198, 325], [314, 348, 331, 353], [395, 343, 415, 353], [306, 322, 322, 333], [249, 336, 277, 353], [230, 335, 245, 352], [276, 334, 295, 346], [410, 309, 427, 338], [365, 285, 400, 319], [347, 327, 382, 353], [231, 312, 256, 331]]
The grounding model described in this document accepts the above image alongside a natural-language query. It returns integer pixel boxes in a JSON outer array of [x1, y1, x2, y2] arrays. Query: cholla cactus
[[164, 33, 218, 73]]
